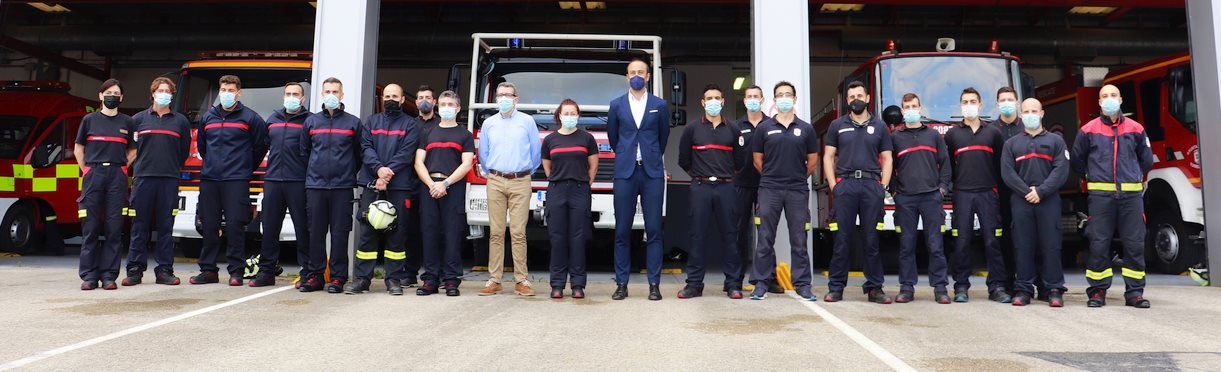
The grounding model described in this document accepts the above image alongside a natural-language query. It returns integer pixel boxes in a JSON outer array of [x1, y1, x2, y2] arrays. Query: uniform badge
[[794, 128, 802, 137], [867, 126, 875, 134], [119, 128, 129, 134], [739, 137, 745, 146]]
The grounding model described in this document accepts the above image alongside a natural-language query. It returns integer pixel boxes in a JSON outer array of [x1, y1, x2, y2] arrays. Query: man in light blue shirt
[[477, 81, 542, 296]]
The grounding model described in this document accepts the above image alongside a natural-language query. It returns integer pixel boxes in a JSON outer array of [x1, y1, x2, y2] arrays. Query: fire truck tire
[[1, 201, 40, 255], [1145, 210, 1201, 275], [179, 238, 203, 259]]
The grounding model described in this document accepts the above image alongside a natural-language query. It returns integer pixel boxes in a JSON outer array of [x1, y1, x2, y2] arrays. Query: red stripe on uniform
[[426, 142, 462, 151], [309, 129, 356, 136], [954, 145, 993, 155], [1015, 153, 1054, 162], [896, 145, 936, 157], [371, 129, 407, 136], [203, 122, 250, 131], [550, 146, 589, 155], [692, 144, 734, 151], [269, 123, 303, 129], [137, 129, 180, 137], [87, 136, 128, 144]]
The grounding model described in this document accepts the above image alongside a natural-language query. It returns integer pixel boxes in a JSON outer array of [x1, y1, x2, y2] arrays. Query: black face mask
[[849, 99, 867, 115], [383, 99, 401, 113], [103, 95, 121, 110]]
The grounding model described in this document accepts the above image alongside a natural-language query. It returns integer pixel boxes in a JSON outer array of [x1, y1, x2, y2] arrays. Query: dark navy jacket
[[301, 107, 361, 189], [131, 108, 191, 178], [607, 93, 670, 179], [358, 110, 419, 191], [1001, 130, 1070, 199], [891, 123, 951, 195], [1070, 115, 1154, 199], [197, 102, 269, 181], [264, 108, 312, 182]]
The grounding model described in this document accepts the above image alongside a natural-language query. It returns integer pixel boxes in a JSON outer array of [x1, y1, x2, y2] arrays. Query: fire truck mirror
[[31, 143, 63, 168]]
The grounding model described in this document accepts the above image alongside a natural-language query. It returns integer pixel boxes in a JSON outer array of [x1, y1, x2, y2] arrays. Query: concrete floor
[[1, 254, 1219, 371]]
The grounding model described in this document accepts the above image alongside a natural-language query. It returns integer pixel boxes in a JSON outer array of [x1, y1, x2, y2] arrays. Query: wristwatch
[[443, 180, 451, 189]]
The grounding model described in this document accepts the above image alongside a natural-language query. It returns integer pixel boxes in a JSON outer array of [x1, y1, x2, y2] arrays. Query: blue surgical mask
[[497, 96, 514, 114], [1022, 113, 1042, 129], [283, 96, 302, 112], [560, 116, 579, 129], [903, 109, 921, 124], [438, 107, 458, 120], [153, 92, 172, 107], [998, 101, 1017, 116], [744, 99, 761, 113], [629, 75, 646, 91], [322, 94, 340, 110], [218, 92, 236, 108], [775, 97, 794, 113], [704, 99, 723, 117], [1101, 97, 1121, 116]]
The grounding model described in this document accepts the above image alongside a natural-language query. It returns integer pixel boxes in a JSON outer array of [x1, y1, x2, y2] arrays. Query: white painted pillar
[[1186, 1, 1220, 286]]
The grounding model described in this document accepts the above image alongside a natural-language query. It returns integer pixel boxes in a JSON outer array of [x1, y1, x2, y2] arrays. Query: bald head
[[1020, 98, 1043, 114], [382, 83, 405, 104]]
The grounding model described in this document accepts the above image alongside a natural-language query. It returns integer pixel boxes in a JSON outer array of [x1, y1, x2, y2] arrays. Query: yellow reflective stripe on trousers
[[940, 225, 947, 233], [1087, 182, 1143, 192], [1122, 267, 1146, 280], [828, 222, 839, 231], [384, 251, 406, 260], [78, 209, 87, 218], [1085, 268, 1114, 280], [995, 228, 1003, 237], [126, 208, 136, 217], [171, 209, 179, 216], [355, 250, 378, 260], [754, 217, 761, 225], [876, 222, 885, 231], [951, 229, 959, 237], [804, 222, 811, 231], [895, 226, 902, 234]]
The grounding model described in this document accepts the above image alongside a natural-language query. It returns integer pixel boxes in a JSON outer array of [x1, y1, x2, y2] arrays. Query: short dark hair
[[99, 78, 122, 94], [627, 57, 650, 71], [438, 90, 460, 103], [554, 98, 580, 125], [846, 80, 867, 94], [218, 75, 241, 89], [996, 86, 1017, 100], [417, 85, 434, 96], [773, 81, 796, 96], [901, 93, 921, 106], [960, 87, 981, 102], [702, 83, 722, 97], [743, 85, 763, 96], [322, 77, 343, 88], [283, 82, 304, 94]]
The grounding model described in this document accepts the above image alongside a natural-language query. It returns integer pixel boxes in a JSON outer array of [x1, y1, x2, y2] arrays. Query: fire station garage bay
[[1, 0, 1221, 370]]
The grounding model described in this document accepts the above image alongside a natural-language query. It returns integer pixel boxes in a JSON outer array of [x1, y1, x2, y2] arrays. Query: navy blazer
[[607, 93, 670, 179]]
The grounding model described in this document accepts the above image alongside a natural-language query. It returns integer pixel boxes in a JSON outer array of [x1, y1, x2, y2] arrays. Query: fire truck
[[810, 39, 1032, 237], [458, 33, 674, 257], [1038, 53, 1205, 274], [0, 81, 95, 253]]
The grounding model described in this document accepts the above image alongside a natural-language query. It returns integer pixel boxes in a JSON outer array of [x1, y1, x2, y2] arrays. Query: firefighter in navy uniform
[[414, 90, 475, 297], [990, 86, 1026, 297], [824, 81, 894, 304], [677, 84, 743, 299], [123, 77, 191, 287], [890, 93, 952, 304], [732, 85, 781, 295], [402, 84, 440, 286], [191, 75, 269, 286], [349, 84, 419, 296], [1000, 98, 1070, 307], [1071, 84, 1155, 309], [76, 79, 135, 291], [943, 87, 1009, 303], [252, 82, 312, 288], [299, 77, 362, 294], [748, 81, 819, 301]]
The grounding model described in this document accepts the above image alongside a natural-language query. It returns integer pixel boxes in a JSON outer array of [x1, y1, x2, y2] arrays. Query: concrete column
[[1186, 1, 1220, 286], [751, 0, 811, 274], [311, 0, 380, 278]]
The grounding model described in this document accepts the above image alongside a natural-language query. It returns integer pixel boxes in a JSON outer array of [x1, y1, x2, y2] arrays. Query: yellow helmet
[[366, 199, 398, 231]]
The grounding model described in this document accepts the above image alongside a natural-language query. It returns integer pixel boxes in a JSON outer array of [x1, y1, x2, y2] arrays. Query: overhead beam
[[0, 35, 109, 81], [0, 0, 1188, 7]]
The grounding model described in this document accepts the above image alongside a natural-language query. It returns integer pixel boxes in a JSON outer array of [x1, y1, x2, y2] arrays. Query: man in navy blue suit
[[607, 58, 671, 301]]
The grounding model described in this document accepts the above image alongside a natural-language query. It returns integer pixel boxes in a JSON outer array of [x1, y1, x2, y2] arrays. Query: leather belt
[[488, 169, 531, 179], [693, 176, 731, 183], [840, 170, 880, 180]]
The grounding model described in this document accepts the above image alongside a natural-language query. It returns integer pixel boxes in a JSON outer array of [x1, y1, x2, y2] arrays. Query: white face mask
[[961, 104, 980, 119]]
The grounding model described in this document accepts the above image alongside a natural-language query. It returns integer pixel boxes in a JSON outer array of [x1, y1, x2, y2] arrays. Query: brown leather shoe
[[478, 282, 503, 296], [514, 281, 535, 296]]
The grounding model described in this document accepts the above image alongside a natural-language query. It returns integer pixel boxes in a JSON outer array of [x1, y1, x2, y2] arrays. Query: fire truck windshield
[[180, 68, 311, 126], [877, 56, 1020, 123], [499, 71, 626, 107], [0, 115, 37, 159]]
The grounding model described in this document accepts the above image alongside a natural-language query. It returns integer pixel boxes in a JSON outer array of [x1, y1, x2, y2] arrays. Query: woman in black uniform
[[75, 79, 135, 290], [542, 99, 598, 299]]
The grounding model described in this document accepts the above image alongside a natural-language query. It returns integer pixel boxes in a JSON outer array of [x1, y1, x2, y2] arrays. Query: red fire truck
[[0, 81, 95, 253], [1038, 53, 1205, 274]]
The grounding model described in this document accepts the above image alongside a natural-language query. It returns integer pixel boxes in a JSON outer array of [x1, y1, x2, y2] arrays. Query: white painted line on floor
[[0, 285, 295, 371], [788, 293, 916, 372]]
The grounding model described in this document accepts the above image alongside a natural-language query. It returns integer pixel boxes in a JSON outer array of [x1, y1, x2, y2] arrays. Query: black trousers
[[686, 180, 742, 290], [199, 179, 251, 277], [305, 188, 354, 283], [420, 181, 465, 287], [950, 189, 1005, 293], [829, 178, 885, 293], [126, 176, 178, 274], [1012, 194, 1067, 294], [1085, 194, 1146, 298], [733, 186, 758, 287], [78, 164, 128, 281], [752, 187, 813, 291], [259, 180, 309, 276], [353, 188, 412, 281], [895, 190, 948, 292], [404, 189, 424, 281], [546, 180, 591, 290]]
